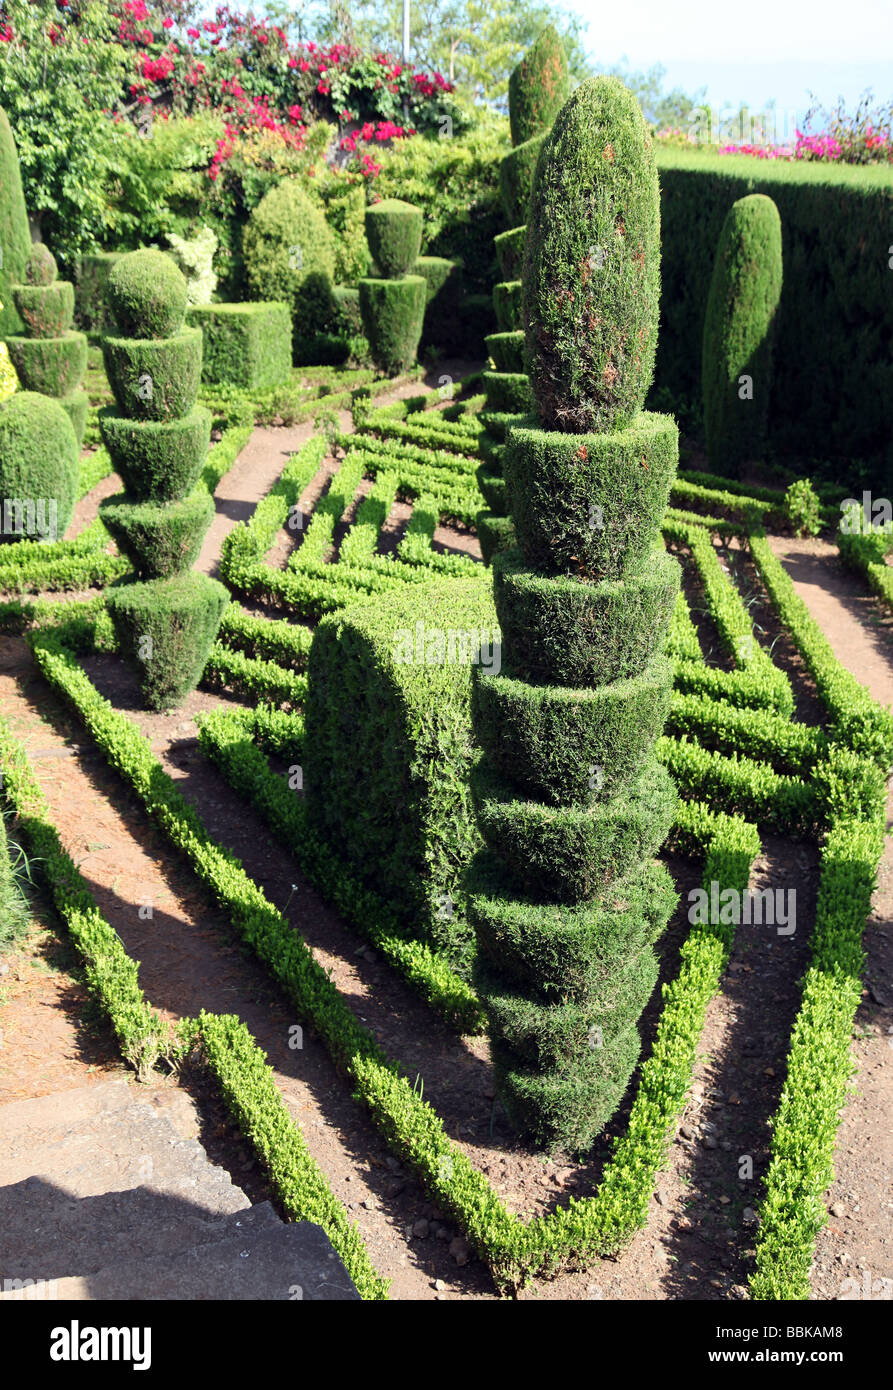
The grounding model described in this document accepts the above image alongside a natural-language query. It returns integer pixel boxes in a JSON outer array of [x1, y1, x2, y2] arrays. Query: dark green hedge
[[107, 249, 188, 339], [74, 252, 123, 333], [6, 332, 87, 398], [477, 511, 516, 565], [0, 392, 80, 541], [494, 226, 527, 281], [12, 281, 74, 338], [415, 255, 463, 351], [358, 275, 427, 374], [60, 390, 89, 451], [507, 25, 570, 148], [106, 571, 229, 711], [653, 150, 893, 486], [492, 544, 680, 686], [0, 105, 31, 338], [187, 302, 291, 391], [499, 133, 548, 226], [504, 412, 678, 578], [100, 490, 215, 579], [482, 370, 532, 414], [485, 331, 525, 374], [99, 407, 211, 502], [493, 280, 522, 332], [304, 575, 498, 974], [103, 327, 202, 422]]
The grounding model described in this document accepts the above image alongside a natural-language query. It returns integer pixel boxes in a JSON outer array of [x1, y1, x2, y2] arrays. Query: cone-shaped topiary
[[358, 199, 427, 376], [507, 25, 570, 148], [6, 244, 89, 448], [107, 248, 188, 340], [365, 200, 423, 278], [243, 182, 337, 345], [0, 105, 31, 339], [523, 77, 661, 434], [467, 75, 680, 1153], [100, 248, 223, 708], [702, 193, 783, 479], [0, 391, 79, 542]]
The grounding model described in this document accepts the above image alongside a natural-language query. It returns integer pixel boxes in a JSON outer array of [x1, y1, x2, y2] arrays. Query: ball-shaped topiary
[[523, 76, 661, 434], [0, 391, 79, 541], [702, 193, 783, 479], [364, 200, 424, 279], [107, 249, 189, 340], [23, 243, 58, 286], [507, 25, 570, 148], [243, 182, 337, 340]]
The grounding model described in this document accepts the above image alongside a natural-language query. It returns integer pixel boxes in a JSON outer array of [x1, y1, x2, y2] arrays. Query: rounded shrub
[[523, 76, 661, 433], [103, 328, 202, 422], [106, 571, 229, 712], [358, 276, 426, 375], [99, 407, 212, 502], [100, 490, 215, 580], [499, 133, 548, 226], [365, 200, 424, 279], [0, 105, 32, 338], [243, 182, 337, 340], [6, 332, 87, 399], [23, 243, 58, 287], [507, 25, 570, 147], [107, 249, 188, 339], [0, 391, 79, 541], [702, 193, 783, 479], [485, 331, 525, 374], [12, 281, 75, 338], [504, 411, 678, 578]]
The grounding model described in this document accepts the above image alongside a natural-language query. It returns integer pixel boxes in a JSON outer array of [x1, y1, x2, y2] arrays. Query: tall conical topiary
[[7, 245, 89, 447], [478, 28, 570, 552], [702, 194, 782, 479], [467, 76, 681, 1152], [0, 105, 31, 339], [100, 249, 227, 711], [358, 200, 427, 374]]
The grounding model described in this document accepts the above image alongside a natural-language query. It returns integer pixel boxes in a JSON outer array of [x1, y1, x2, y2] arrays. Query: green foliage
[[494, 225, 526, 280], [0, 391, 80, 541], [305, 576, 497, 973], [6, 332, 87, 399], [12, 281, 74, 339], [99, 407, 212, 503], [165, 227, 218, 309], [106, 571, 229, 711], [187, 303, 291, 392], [485, 331, 524, 374], [242, 182, 337, 342], [481, 371, 531, 414], [61, 389, 89, 451], [0, 808, 30, 952], [358, 275, 427, 374], [505, 413, 678, 578], [507, 25, 570, 147], [99, 490, 215, 581], [0, 103, 31, 337], [524, 77, 661, 433], [784, 477, 822, 537], [107, 249, 189, 340], [103, 328, 203, 422], [365, 199, 424, 278], [499, 132, 547, 224], [23, 243, 57, 287], [492, 279, 522, 331], [702, 194, 782, 477], [73, 252, 123, 333]]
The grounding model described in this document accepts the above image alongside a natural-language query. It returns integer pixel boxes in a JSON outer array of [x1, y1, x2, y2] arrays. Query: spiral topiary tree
[[477, 28, 570, 565], [702, 193, 783, 479], [6, 245, 89, 447], [467, 76, 682, 1152], [99, 249, 227, 711], [358, 200, 427, 375], [0, 104, 31, 340]]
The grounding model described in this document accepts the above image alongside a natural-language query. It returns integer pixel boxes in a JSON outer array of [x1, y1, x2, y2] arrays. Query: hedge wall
[[653, 151, 893, 487]]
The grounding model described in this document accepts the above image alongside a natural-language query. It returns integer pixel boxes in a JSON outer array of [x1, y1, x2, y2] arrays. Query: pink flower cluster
[[339, 119, 414, 154]]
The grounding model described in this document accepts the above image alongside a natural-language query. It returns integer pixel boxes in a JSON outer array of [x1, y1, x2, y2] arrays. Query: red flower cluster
[[339, 119, 415, 154]]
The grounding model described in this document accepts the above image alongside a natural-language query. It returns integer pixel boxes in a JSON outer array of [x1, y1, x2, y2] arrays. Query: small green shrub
[[481, 371, 531, 414], [485, 332, 525, 374], [702, 193, 782, 478], [100, 490, 215, 580], [99, 407, 211, 502], [0, 809, 30, 952], [0, 391, 79, 541], [358, 276, 426, 374], [784, 477, 822, 537], [365, 199, 424, 279], [107, 249, 189, 340], [507, 25, 570, 148], [106, 571, 229, 711], [243, 182, 337, 341]]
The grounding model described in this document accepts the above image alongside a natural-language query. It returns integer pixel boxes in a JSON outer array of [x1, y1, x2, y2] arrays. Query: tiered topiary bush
[[6, 245, 89, 447], [467, 76, 681, 1153], [99, 249, 227, 710], [702, 193, 783, 479], [358, 200, 427, 375], [0, 104, 31, 340], [478, 28, 570, 546]]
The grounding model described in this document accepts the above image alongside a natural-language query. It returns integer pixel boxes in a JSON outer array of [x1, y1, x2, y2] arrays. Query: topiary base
[[470, 756, 677, 901], [0, 391, 80, 541], [6, 331, 87, 398], [106, 571, 229, 711], [12, 281, 75, 339], [492, 544, 680, 686], [492, 281, 522, 333], [100, 489, 215, 579], [358, 275, 427, 376], [485, 331, 525, 374], [187, 302, 291, 392], [99, 407, 212, 502], [494, 226, 527, 282], [476, 465, 509, 516], [476, 511, 516, 566], [472, 652, 674, 804], [482, 370, 532, 414]]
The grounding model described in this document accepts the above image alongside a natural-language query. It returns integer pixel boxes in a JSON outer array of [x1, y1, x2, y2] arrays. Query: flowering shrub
[[719, 95, 893, 164]]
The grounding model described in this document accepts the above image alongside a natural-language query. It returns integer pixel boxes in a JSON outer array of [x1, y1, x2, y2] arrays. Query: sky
[[568, 0, 893, 122]]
